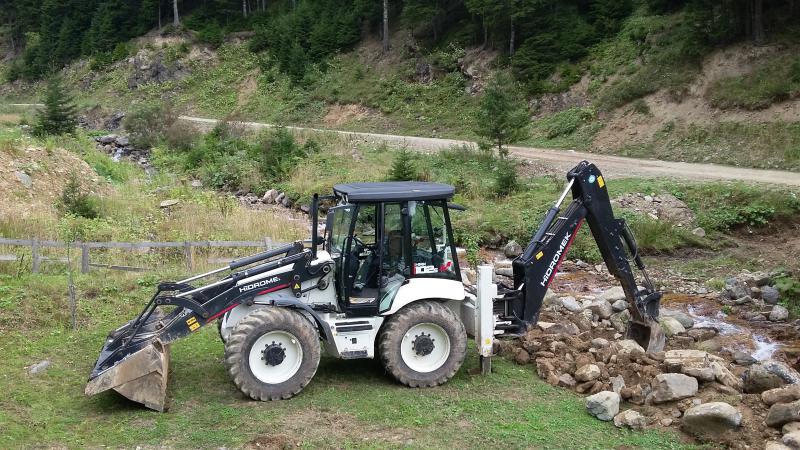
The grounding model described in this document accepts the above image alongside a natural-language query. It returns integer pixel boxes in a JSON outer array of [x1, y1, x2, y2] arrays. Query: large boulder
[[598, 286, 625, 303], [762, 286, 780, 305], [767, 400, 800, 427], [586, 391, 620, 421], [770, 305, 790, 322], [503, 240, 523, 258], [613, 409, 648, 430], [744, 361, 800, 394], [711, 362, 743, 391], [724, 277, 750, 300], [763, 385, 800, 406], [662, 310, 695, 329], [650, 373, 699, 403], [559, 296, 583, 313], [609, 309, 631, 333], [576, 364, 601, 382], [660, 317, 686, 337], [611, 299, 628, 312], [614, 340, 645, 357], [588, 300, 613, 319], [682, 402, 742, 437]]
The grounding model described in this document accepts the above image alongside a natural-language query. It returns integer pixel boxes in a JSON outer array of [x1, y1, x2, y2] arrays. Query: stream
[[686, 304, 781, 361]]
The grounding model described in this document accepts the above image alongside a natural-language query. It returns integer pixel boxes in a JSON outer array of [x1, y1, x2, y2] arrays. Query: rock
[[613, 409, 647, 430], [763, 286, 780, 305], [14, 171, 32, 188], [660, 317, 686, 337], [27, 359, 51, 375], [691, 227, 706, 237], [746, 364, 789, 393], [590, 338, 610, 349], [664, 349, 723, 366], [767, 442, 793, 450], [611, 299, 628, 312], [588, 300, 613, 319], [724, 277, 749, 300], [503, 240, 523, 258], [558, 373, 577, 388], [190, 180, 203, 188], [263, 189, 278, 203], [541, 322, 580, 336], [598, 286, 625, 303], [687, 328, 717, 341], [771, 305, 790, 322], [611, 375, 626, 394], [763, 360, 800, 384], [275, 192, 286, 204], [651, 373, 699, 403], [682, 402, 742, 437], [609, 310, 631, 333], [615, 340, 645, 357], [495, 267, 513, 277], [299, 204, 311, 214], [681, 366, 715, 382], [98, 134, 117, 144], [784, 422, 800, 434], [763, 385, 800, 406], [115, 136, 130, 146], [281, 196, 293, 208], [586, 391, 620, 421], [513, 348, 530, 365], [559, 296, 583, 313], [662, 310, 694, 329], [768, 400, 800, 427], [660, 418, 673, 427], [730, 351, 755, 367], [576, 364, 601, 382], [710, 362, 743, 391], [784, 432, 800, 449], [159, 199, 179, 208]]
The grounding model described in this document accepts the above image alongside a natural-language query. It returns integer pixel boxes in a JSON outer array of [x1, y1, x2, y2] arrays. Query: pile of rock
[[611, 192, 696, 229], [94, 134, 151, 170], [720, 271, 787, 322]]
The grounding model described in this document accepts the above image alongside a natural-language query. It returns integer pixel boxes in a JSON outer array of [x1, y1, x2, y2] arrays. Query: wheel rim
[[248, 331, 303, 384], [400, 323, 450, 373]]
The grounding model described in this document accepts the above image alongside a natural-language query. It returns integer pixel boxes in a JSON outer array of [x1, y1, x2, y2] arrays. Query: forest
[[2, 0, 798, 91]]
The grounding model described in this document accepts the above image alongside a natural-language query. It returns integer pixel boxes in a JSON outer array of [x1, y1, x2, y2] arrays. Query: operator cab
[[325, 182, 461, 317]]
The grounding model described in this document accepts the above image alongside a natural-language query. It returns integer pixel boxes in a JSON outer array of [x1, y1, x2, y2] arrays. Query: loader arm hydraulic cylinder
[[504, 161, 665, 352]]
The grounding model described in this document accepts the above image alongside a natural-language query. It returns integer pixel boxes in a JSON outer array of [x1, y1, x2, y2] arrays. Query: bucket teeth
[[85, 340, 170, 412]]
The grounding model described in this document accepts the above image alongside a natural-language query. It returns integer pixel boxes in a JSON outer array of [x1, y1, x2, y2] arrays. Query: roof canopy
[[333, 182, 455, 202]]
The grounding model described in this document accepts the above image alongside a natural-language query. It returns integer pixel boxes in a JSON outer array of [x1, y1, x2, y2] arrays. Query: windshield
[[328, 205, 354, 255]]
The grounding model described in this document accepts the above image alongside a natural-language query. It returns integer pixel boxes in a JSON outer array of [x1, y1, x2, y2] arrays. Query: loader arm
[[502, 161, 665, 352]]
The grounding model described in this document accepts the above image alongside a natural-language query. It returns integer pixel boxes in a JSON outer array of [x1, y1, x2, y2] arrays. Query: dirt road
[[179, 116, 799, 187]]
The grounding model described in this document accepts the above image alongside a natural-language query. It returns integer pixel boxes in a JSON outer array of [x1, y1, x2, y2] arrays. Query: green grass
[[0, 272, 692, 449], [526, 107, 603, 149], [707, 55, 800, 110]]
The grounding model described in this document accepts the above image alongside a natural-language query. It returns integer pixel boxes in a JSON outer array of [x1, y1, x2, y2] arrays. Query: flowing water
[[686, 305, 780, 361]]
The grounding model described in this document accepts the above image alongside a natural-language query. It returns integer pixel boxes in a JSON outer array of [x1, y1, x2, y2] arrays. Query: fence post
[[31, 239, 40, 273], [81, 243, 90, 274], [184, 241, 193, 271], [264, 237, 272, 250]]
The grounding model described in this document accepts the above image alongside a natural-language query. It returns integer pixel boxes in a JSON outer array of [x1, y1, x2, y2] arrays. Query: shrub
[[164, 121, 198, 153], [123, 102, 178, 148], [537, 107, 595, 139], [388, 148, 419, 181], [476, 72, 530, 157], [58, 174, 99, 219], [34, 75, 77, 136], [493, 160, 518, 197], [256, 129, 316, 183], [198, 23, 224, 48]]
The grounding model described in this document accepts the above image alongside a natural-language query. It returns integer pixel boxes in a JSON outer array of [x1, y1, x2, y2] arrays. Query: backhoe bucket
[[627, 320, 666, 353], [85, 312, 171, 411]]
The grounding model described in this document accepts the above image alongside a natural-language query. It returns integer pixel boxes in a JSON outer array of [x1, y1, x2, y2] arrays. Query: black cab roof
[[333, 181, 455, 202]]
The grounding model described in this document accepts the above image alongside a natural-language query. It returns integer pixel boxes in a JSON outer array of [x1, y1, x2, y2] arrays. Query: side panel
[[381, 278, 465, 316]]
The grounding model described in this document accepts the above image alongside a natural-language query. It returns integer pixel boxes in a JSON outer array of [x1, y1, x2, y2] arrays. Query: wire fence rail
[[0, 237, 287, 274]]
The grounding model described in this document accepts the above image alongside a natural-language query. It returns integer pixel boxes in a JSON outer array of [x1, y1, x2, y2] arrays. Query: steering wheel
[[351, 236, 375, 258]]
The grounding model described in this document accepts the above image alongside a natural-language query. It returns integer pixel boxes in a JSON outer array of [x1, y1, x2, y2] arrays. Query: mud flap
[[85, 340, 170, 412], [626, 320, 665, 353]]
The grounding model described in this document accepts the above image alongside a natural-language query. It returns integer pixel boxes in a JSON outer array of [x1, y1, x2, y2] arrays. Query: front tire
[[379, 301, 467, 387], [224, 308, 320, 401]]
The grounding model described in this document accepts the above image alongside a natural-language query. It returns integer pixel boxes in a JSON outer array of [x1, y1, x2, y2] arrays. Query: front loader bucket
[[627, 320, 666, 353], [86, 311, 172, 411]]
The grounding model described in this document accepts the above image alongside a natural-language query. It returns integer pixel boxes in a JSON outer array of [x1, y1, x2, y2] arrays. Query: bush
[[388, 148, 419, 181], [197, 23, 224, 48], [34, 75, 77, 136], [537, 107, 596, 139], [58, 174, 100, 219], [256, 129, 317, 183], [493, 160, 518, 197], [123, 102, 178, 148]]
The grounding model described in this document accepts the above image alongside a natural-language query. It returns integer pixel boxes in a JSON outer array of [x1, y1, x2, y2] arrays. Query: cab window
[[408, 200, 457, 278]]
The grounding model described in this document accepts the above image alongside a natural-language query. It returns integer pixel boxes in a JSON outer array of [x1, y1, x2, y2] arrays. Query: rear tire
[[224, 308, 320, 401], [379, 301, 467, 388]]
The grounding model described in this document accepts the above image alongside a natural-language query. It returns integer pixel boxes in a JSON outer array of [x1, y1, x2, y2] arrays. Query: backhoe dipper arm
[[505, 161, 664, 352]]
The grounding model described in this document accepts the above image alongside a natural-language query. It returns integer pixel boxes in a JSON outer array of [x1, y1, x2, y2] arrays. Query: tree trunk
[[752, 0, 765, 45], [509, 20, 515, 55], [158, 0, 162, 30], [243, 0, 248, 17], [483, 21, 488, 49], [173, 0, 180, 26], [382, 0, 390, 53]]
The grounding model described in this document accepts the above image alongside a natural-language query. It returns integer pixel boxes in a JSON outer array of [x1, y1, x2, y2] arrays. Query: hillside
[[2, 1, 799, 171]]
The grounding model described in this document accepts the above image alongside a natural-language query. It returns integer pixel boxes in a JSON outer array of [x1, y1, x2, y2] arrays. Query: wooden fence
[[0, 237, 286, 274]]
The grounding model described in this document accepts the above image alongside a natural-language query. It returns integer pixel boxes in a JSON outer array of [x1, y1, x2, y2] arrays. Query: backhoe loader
[[85, 161, 664, 411]]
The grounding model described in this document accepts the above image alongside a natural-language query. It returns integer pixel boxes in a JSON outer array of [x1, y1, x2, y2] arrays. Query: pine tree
[[389, 148, 418, 181], [34, 75, 77, 136], [475, 72, 530, 157]]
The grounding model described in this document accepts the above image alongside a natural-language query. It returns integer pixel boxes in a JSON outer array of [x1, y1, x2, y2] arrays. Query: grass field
[[0, 271, 693, 449]]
